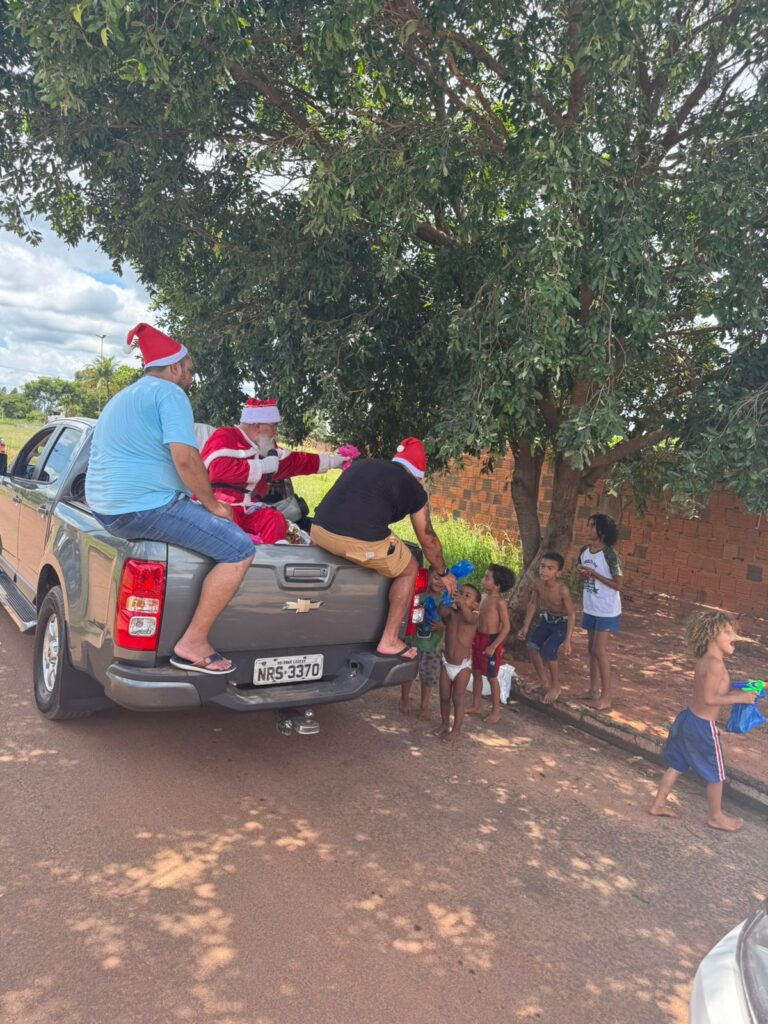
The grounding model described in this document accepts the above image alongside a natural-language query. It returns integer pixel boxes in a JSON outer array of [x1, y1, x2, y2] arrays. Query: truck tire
[[33, 586, 92, 720]]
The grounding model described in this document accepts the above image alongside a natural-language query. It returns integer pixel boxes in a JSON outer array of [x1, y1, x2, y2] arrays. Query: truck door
[[15, 425, 84, 603], [0, 457, 21, 574], [0, 428, 59, 578]]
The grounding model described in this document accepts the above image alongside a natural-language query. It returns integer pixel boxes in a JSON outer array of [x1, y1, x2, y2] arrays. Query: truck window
[[37, 427, 83, 485], [15, 430, 56, 479]]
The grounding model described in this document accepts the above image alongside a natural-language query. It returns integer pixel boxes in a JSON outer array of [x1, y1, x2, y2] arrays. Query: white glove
[[260, 455, 279, 476], [328, 453, 345, 470]]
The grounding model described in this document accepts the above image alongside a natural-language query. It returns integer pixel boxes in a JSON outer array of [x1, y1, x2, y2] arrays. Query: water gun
[[440, 560, 476, 606], [732, 680, 767, 698], [725, 681, 767, 734]]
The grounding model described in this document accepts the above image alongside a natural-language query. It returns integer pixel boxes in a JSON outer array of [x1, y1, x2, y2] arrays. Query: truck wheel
[[33, 587, 92, 720]]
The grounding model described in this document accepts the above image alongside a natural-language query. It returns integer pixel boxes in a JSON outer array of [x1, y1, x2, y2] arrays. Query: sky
[[0, 222, 155, 391]]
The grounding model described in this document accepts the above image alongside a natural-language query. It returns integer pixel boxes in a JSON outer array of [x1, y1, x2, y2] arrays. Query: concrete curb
[[505, 682, 768, 815]]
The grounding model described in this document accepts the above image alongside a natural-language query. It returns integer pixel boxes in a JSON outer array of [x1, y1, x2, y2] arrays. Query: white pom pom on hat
[[392, 436, 426, 478]]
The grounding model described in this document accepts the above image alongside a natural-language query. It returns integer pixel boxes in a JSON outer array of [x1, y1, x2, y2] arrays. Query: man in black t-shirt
[[311, 437, 457, 660]]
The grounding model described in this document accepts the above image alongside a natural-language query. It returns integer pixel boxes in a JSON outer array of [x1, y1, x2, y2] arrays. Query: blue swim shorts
[[662, 708, 726, 784], [526, 614, 568, 661], [581, 612, 621, 633], [94, 493, 254, 564]]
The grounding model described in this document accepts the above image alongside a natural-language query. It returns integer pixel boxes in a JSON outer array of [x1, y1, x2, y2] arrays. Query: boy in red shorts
[[468, 563, 515, 723]]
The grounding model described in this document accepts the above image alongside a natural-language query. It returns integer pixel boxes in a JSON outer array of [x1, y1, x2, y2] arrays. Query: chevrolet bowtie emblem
[[283, 599, 324, 613]]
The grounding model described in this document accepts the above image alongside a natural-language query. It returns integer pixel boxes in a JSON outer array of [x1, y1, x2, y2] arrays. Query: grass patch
[[293, 469, 521, 590], [0, 419, 43, 459]]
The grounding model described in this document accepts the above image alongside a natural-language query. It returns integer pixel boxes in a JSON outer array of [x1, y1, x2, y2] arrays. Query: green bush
[[293, 468, 521, 591]]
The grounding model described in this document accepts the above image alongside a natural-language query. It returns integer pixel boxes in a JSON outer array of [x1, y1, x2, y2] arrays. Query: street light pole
[[95, 333, 107, 412]]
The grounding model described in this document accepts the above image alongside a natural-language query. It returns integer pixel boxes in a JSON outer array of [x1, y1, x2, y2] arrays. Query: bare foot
[[445, 730, 461, 743], [399, 701, 410, 715], [432, 725, 449, 738], [647, 804, 680, 819], [417, 710, 430, 721], [574, 692, 600, 702], [541, 688, 561, 704], [484, 710, 501, 724], [707, 814, 744, 832], [466, 706, 483, 715]]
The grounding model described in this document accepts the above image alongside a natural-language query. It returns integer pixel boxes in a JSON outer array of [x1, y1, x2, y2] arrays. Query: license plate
[[252, 654, 324, 685]]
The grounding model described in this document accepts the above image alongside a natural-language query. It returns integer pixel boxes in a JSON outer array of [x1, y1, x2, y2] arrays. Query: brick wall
[[428, 452, 768, 615]]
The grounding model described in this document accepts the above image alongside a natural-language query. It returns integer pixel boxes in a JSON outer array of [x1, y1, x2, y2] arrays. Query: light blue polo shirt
[[86, 375, 198, 514]]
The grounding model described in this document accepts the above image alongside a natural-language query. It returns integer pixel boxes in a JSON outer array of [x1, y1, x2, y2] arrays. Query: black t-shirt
[[313, 459, 428, 541]]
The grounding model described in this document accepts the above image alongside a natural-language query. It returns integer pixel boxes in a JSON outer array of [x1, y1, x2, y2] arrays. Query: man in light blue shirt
[[86, 323, 253, 675]]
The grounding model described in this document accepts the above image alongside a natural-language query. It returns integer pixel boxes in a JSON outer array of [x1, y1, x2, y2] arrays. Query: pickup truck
[[0, 418, 424, 730]]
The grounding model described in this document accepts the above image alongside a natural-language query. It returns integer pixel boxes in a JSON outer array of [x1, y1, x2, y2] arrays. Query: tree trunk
[[508, 453, 587, 634], [510, 441, 543, 570]]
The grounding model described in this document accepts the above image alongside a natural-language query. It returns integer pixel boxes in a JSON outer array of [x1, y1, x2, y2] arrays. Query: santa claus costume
[[200, 399, 353, 544]]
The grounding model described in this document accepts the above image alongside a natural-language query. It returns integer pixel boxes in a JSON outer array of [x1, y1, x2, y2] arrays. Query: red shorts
[[472, 632, 502, 677]]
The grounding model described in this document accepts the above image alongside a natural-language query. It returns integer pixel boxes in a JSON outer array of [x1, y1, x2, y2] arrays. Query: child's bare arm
[[518, 588, 538, 639], [699, 661, 758, 706], [561, 584, 575, 654], [489, 598, 511, 652]]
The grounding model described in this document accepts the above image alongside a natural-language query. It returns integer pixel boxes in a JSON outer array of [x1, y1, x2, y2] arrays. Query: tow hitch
[[277, 707, 319, 736]]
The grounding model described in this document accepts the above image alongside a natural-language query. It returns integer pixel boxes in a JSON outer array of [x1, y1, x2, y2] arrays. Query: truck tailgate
[[158, 544, 394, 655]]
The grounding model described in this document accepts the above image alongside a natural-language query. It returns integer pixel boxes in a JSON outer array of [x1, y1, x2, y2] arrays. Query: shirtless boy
[[518, 552, 575, 703], [434, 584, 481, 741], [468, 564, 514, 722], [648, 610, 757, 832]]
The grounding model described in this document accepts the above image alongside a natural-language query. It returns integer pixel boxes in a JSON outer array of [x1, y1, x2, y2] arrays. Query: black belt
[[211, 482, 248, 493]]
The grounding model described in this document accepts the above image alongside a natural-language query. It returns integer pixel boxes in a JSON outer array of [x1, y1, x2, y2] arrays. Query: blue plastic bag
[[725, 702, 767, 734]]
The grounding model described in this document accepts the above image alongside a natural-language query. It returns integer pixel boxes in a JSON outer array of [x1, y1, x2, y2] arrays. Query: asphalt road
[[1, 612, 765, 1024]]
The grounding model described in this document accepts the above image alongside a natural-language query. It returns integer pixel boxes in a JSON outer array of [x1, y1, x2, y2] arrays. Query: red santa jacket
[[200, 426, 339, 506]]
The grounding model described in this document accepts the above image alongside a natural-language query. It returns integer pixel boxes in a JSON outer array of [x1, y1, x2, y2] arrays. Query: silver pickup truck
[[0, 418, 424, 730]]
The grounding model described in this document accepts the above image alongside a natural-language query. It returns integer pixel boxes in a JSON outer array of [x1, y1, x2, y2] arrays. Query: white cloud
[[0, 223, 156, 390]]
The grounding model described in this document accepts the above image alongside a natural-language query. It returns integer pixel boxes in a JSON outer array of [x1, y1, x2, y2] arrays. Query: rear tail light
[[115, 559, 166, 650], [406, 568, 430, 636]]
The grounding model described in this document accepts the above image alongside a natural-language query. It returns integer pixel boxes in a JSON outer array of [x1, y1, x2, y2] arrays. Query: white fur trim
[[392, 456, 424, 478], [144, 344, 188, 367], [202, 446, 255, 470], [317, 453, 343, 472], [241, 405, 281, 424], [246, 457, 265, 487]]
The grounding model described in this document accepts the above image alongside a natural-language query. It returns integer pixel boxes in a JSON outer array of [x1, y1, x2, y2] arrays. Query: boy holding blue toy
[[648, 610, 758, 832], [400, 570, 446, 719]]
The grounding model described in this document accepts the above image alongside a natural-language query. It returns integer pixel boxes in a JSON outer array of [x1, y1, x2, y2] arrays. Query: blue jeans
[[527, 615, 568, 661], [94, 494, 253, 563]]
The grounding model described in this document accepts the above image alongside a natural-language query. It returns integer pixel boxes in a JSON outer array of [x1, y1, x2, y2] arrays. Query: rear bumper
[[104, 647, 418, 712]]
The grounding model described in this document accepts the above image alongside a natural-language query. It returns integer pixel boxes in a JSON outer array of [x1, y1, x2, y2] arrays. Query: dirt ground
[[511, 589, 768, 787]]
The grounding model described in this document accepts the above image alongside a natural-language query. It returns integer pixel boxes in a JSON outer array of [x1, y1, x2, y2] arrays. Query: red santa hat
[[125, 323, 188, 367], [392, 437, 426, 478], [241, 397, 281, 425]]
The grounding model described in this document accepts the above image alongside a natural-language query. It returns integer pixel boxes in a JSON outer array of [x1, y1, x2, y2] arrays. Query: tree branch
[[588, 428, 667, 470]]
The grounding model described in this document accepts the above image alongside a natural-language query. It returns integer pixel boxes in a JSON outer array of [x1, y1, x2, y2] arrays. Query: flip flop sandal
[[169, 651, 235, 675], [375, 645, 418, 662]]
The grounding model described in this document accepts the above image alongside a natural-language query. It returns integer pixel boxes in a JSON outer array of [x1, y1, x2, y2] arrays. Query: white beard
[[255, 434, 276, 457]]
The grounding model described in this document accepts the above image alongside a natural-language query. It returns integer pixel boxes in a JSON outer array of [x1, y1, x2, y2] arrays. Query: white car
[[689, 900, 768, 1023]]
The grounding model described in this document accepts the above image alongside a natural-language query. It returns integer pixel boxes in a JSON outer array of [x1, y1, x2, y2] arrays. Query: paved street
[[1, 612, 765, 1024]]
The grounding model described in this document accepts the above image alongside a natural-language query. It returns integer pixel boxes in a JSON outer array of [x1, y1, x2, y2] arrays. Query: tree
[[23, 377, 80, 416], [2, 1, 767, 580], [75, 356, 135, 413]]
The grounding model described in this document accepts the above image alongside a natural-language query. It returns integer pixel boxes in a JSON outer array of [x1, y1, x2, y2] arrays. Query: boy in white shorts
[[433, 584, 480, 742]]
